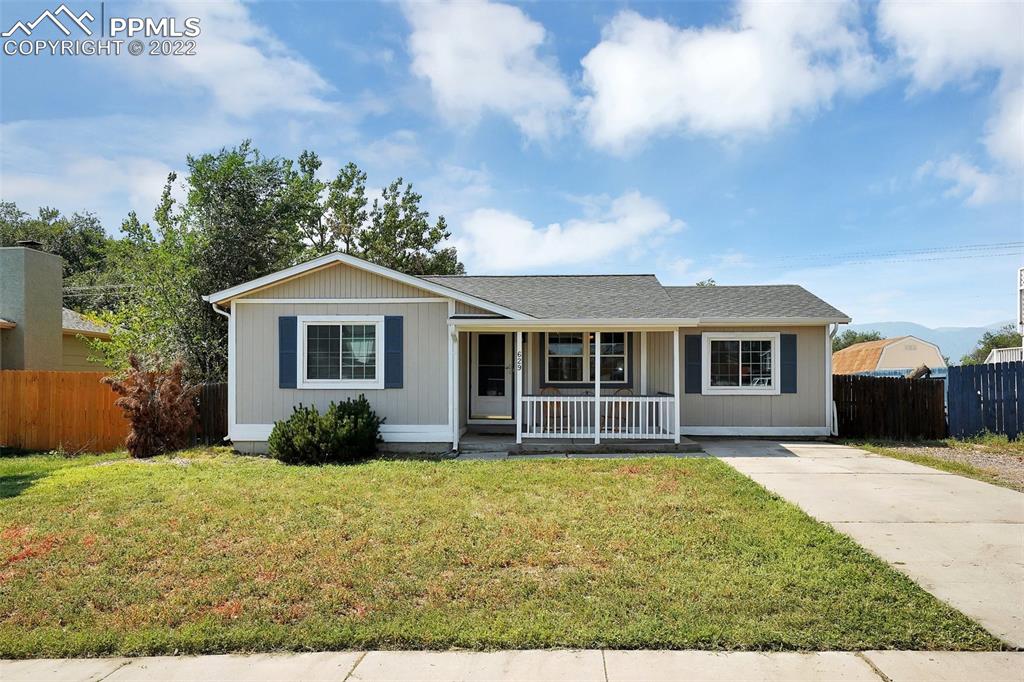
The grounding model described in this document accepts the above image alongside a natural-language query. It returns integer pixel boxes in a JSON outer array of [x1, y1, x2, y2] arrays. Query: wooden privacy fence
[[1, 372, 229, 453], [192, 382, 228, 445], [0, 371, 128, 452], [948, 361, 1022, 439], [833, 374, 946, 440]]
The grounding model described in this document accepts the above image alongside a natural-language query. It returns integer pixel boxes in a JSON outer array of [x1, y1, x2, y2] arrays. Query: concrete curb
[[2, 650, 1021, 682]]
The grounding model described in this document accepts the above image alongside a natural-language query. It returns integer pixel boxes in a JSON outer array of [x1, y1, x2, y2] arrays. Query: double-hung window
[[298, 316, 384, 389], [545, 332, 628, 384], [702, 332, 779, 395]]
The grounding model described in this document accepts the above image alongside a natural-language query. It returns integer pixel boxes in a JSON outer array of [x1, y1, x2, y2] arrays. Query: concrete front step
[[458, 434, 702, 455]]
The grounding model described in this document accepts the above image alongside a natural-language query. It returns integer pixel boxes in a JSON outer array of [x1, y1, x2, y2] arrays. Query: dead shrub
[[103, 355, 199, 458]]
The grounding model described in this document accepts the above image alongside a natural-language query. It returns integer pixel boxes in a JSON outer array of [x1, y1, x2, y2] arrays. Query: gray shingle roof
[[423, 275, 674, 319], [424, 275, 848, 322], [62, 308, 110, 336], [664, 285, 850, 321]]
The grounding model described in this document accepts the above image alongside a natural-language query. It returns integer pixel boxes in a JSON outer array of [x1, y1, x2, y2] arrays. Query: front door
[[471, 333, 513, 419]]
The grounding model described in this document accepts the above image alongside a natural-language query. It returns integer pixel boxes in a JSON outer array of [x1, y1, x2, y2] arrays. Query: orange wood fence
[[0, 371, 129, 453]]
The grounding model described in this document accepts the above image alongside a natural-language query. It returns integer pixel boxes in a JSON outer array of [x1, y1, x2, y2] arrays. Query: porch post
[[594, 330, 601, 444], [515, 331, 523, 444], [640, 331, 648, 395], [672, 328, 680, 444], [450, 324, 459, 451]]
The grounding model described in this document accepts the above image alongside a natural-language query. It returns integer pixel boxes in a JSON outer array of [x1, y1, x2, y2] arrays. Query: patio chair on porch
[[539, 386, 563, 433], [601, 387, 634, 435]]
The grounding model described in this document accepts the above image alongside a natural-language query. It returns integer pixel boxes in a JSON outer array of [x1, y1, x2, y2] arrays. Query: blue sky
[[1, 0, 1021, 327]]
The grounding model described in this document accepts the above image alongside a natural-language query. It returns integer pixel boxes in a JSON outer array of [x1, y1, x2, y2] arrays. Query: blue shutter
[[684, 334, 702, 394], [279, 316, 297, 389], [780, 333, 797, 394], [384, 316, 403, 388]]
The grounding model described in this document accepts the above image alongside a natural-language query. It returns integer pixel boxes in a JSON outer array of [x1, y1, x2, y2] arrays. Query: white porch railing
[[520, 395, 676, 440], [985, 347, 1024, 364]]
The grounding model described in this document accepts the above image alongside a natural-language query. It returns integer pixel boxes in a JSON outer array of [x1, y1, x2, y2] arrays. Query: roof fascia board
[[203, 252, 531, 320], [63, 328, 111, 339], [452, 318, 700, 330]]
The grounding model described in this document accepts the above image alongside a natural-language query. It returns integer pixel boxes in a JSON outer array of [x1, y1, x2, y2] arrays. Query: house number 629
[[515, 350, 523, 371]]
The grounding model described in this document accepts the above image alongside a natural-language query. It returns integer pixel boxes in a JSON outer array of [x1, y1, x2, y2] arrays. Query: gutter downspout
[[210, 301, 230, 320]]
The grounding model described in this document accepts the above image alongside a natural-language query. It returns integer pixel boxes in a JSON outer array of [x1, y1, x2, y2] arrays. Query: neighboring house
[[0, 245, 110, 371], [205, 252, 850, 453], [832, 336, 946, 375]]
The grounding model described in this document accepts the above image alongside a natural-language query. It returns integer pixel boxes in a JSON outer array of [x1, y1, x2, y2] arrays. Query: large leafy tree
[[94, 143, 312, 381], [361, 178, 464, 275], [294, 156, 464, 274], [90, 141, 465, 382], [960, 325, 1023, 365], [832, 329, 883, 353], [0, 202, 117, 309]]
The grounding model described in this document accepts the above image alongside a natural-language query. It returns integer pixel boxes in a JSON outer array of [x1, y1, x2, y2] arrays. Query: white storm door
[[471, 332, 513, 418]]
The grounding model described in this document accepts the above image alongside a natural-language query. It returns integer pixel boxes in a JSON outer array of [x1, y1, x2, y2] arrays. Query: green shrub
[[267, 396, 383, 465]]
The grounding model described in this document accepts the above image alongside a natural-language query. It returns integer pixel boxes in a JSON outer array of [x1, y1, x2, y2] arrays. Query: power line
[[757, 241, 1023, 264]]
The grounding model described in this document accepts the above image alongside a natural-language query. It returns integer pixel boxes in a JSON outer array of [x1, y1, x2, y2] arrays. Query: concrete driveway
[[701, 439, 1024, 648]]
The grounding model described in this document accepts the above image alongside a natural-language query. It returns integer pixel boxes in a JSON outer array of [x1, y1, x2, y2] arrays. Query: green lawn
[[0, 449, 1000, 657]]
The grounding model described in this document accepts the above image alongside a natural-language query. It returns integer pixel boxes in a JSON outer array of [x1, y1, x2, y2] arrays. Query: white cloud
[[985, 85, 1024, 170], [403, 0, 572, 140], [118, 0, 333, 117], [878, 0, 1024, 202], [1, 154, 175, 229], [916, 155, 1006, 206], [0, 114, 242, 229], [453, 192, 684, 272], [355, 130, 425, 169], [579, 1, 880, 152], [877, 1, 1023, 91]]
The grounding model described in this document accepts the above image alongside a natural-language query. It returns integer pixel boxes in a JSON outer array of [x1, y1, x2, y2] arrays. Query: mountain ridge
[[844, 320, 1014, 362]]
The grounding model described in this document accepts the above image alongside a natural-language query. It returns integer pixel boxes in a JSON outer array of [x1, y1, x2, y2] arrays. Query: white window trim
[[544, 331, 629, 385], [297, 315, 385, 390], [702, 331, 781, 396]]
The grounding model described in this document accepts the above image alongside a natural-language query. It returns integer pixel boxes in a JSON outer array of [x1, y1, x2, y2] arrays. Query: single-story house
[[0, 245, 111, 371], [832, 336, 945, 375], [204, 252, 851, 453]]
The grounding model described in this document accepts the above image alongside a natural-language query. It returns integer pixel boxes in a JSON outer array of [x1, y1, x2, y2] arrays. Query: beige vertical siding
[[674, 326, 826, 427], [235, 301, 449, 425], [61, 335, 103, 371], [645, 331, 675, 395], [245, 263, 440, 299]]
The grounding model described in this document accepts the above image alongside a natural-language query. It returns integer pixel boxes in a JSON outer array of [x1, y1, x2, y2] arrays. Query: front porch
[[450, 323, 683, 450]]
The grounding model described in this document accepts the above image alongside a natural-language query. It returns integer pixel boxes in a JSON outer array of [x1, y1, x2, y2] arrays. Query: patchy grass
[[0, 448, 1001, 657], [841, 438, 1024, 492]]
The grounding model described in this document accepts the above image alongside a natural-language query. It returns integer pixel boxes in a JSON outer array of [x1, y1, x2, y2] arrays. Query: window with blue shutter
[[780, 333, 797, 394], [384, 316, 403, 388], [684, 334, 702, 394], [279, 316, 297, 389]]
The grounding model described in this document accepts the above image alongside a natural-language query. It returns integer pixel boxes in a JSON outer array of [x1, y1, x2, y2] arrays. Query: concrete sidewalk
[[2, 650, 1021, 682], [703, 438, 1024, 648]]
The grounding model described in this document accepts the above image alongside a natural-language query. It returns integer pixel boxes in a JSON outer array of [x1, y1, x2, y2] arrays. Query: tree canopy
[[4, 141, 465, 382], [960, 325, 1023, 365], [832, 329, 883, 353]]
